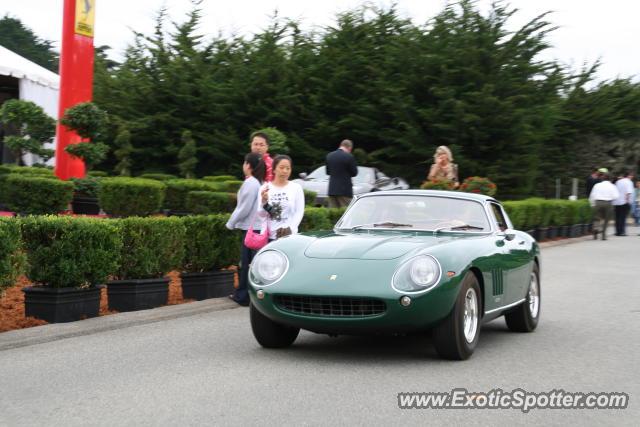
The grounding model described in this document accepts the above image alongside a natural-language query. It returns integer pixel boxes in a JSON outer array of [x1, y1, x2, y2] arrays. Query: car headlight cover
[[251, 249, 288, 286], [393, 254, 441, 293]]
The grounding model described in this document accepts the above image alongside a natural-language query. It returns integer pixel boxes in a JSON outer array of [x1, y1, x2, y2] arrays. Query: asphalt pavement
[[0, 226, 638, 426]]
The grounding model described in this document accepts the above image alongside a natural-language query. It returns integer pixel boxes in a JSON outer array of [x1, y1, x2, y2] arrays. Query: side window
[[490, 203, 507, 231]]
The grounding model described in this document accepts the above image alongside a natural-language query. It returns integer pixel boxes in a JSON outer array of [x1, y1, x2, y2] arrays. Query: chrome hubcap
[[463, 288, 478, 343], [528, 273, 540, 318]]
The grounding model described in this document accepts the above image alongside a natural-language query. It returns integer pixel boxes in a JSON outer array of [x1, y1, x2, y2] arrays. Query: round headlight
[[410, 256, 439, 287], [392, 254, 441, 294], [251, 250, 288, 285]]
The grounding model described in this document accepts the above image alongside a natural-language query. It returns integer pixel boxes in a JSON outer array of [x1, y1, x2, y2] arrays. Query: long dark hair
[[245, 152, 266, 183]]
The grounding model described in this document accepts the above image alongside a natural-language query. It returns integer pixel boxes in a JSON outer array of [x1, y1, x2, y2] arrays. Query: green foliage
[[303, 190, 317, 206], [0, 99, 55, 165], [113, 124, 134, 176], [90, 2, 640, 196], [114, 217, 185, 279], [88, 170, 109, 177], [139, 173, 178, 181], [299, 207, 332, 232], [178, 130, 198, 179], [0, 15, 59, 72], [459, 177, 497, 197], [185, 191, 236, 214], [0, 165, 54, 176], [326, 207, 347, 226], [64, 142, 109, 172], [164, 179, 226, 212], [0, 218, 24, 294], [19, 216, 122, 288], [203, 175, 237, 182], [99, 177, 166, 217], [221, 180, 243, 193], [252, 127, 289, 154], [5, 175, 74, 214], [69, 177, 101, 198], [420, 179, 457, 190], [59, 102, 109, 141], [502, 201, 526, 230], [180, 214, 239, 272], [577, 199, 593, 223]]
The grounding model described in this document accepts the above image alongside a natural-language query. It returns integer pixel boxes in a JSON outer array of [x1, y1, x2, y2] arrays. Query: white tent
[[0, 45, 59, 165]]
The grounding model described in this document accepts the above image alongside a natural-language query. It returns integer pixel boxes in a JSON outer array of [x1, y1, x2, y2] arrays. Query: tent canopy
[[0, 45, 59, 89]]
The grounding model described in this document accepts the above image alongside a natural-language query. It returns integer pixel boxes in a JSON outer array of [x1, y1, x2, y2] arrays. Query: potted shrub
[[185, 191, 236, 214], [0, 218, 24, 298], [164, 179, 225, 215], [69, 177, 101, 215], [107, 217, 185, 311], [4, 174, 74, 215], [20, 216, 122, 323], [179, 215, 239, 300], [99, 177, 166, 217], [59, 102, 110, 174]]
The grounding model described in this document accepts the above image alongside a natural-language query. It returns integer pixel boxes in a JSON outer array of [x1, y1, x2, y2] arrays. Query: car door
[[489, 202, 531, 304]]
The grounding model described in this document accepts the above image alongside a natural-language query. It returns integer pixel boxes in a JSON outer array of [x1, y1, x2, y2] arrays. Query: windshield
[[306, 166, 375, 184], [336, 195, 491, 231]]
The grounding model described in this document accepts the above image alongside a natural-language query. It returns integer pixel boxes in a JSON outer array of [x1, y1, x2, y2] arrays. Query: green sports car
[[248, 190, 541, 360]]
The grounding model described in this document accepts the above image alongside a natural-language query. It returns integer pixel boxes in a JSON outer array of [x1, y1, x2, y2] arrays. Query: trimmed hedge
[[99, 177, 166, 217], [222, 180, 243, 193], [326, 207, 347, 226], [5, 174, 74, 214], [185, 191, 236, 214], [138, 173, 178, 181], [0, 218, 24, 294], [203, 175, 237, 182], [0, 165, 55, 177], [114, 216, 185, 279], [181, 214, 239, 272], [88, 170, 109, 177], [164, 179, 226, 212], [299, 207, 332, 232], [19, 215, 122, 288], [69, 176, 101, 198], [303, 190, 317, 206]]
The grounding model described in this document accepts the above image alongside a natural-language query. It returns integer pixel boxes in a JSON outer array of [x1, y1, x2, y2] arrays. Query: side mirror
[[497, 229, 516, 241], [299, 172, 307, 179]]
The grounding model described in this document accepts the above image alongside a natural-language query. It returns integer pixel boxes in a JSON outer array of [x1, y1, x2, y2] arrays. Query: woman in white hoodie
[[259, 155, 305, 240], [226, 152, 266, 306]]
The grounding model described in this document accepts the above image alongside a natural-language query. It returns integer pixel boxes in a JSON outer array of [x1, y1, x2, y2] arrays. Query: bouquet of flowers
[[459, 176, 497, 197]]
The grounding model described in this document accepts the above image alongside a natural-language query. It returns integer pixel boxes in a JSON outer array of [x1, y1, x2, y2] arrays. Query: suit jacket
[[326, 148, 358, 197]]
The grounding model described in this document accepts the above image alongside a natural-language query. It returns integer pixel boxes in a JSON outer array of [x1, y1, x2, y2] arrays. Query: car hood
[[303, 232, 443, 260]]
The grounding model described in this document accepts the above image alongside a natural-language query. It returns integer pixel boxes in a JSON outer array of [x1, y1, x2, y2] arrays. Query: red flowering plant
[[458, 177, 497, 197], [420, 179, 457, 190]]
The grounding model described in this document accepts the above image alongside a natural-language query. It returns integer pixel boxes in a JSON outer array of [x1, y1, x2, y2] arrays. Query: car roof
[[356, 189, 497, 203]]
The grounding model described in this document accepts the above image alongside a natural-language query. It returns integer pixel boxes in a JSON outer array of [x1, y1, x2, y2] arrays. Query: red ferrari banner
[[54, 0, 96, 180]]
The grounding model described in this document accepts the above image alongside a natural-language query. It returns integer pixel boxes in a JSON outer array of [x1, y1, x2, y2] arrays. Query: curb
[[0, 297, 241, 351]]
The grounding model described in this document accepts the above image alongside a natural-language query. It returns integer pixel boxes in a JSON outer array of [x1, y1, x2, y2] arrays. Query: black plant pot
[[22, 285, 104, 323], [180, 270, 235, 300], [536, 227, 548, 241], [559, 225, 569, 238], [107, 277, 169, 312], [72, 196, 100, 215]]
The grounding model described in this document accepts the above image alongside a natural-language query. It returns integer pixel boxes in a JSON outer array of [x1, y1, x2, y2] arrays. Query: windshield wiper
[[449, 224, 485, 231], [373, 222, 413, 228]]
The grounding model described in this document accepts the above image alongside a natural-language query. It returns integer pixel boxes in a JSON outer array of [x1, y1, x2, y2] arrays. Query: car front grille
[[275, 295, 386, 317]]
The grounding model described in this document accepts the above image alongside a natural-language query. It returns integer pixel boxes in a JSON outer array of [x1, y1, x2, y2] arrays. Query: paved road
[[1, 230, 639, 426]]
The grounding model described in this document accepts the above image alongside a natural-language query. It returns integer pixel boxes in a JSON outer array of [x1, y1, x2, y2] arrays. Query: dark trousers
[[592, 201, 613, 237], [233, 230, 258, 304], [614, 204, 630, 235]]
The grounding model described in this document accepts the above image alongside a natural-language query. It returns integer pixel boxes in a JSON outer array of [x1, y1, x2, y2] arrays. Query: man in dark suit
[[326, 139, 358, 208]]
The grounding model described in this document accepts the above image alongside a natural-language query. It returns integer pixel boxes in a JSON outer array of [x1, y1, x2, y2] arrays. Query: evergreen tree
[[178, 130, 197, 178], [0, 15, 59, 72]]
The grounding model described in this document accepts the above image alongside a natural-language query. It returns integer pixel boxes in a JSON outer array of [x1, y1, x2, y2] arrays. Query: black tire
[[250, 303, 300, 348], [505, 263, 541, 332], [433, 271, 482, 360]]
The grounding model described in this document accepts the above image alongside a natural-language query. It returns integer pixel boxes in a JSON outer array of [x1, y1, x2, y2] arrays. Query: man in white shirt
[[612, 172, 634, 236], [588, 174, 620, 240]]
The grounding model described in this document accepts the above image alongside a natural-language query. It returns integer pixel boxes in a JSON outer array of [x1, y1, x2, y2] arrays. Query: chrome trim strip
[[484, 298, 525, 315]]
